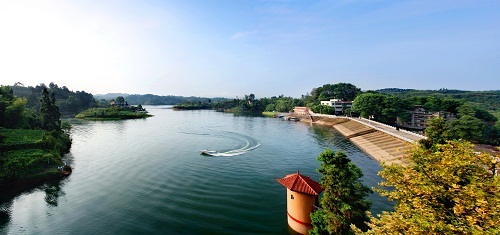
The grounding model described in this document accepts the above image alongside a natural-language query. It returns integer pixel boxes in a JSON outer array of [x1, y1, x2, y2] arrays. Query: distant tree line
[[6, 81, 498, 144], [1, 85, 67, 132], [119, 94, 227, 106], [174, 94, 306, 114], [171, 82, 498, 144], [11, 82, 96, 115], [351, 91, 499, 145]]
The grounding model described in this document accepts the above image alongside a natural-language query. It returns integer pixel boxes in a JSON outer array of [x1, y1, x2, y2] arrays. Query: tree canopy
[[311, 83, 361, 102], [310, 149, 372, 235], [12, 83, 96, 115], [359, 141, 500, 235], [40, 88, 61, 131], [351, 93, 407, 124]]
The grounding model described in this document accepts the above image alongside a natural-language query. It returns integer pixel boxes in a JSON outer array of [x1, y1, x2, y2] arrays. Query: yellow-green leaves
[[360, 140, 499, 235]]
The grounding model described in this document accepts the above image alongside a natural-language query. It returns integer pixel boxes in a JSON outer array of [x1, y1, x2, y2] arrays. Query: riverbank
[[0, 128, 72, 190], [301, 116, 412, 165]]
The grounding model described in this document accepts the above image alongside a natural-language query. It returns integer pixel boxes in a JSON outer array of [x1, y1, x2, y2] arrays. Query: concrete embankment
[[303, 116, 411, 165]]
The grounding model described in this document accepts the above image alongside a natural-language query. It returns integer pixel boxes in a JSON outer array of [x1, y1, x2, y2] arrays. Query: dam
[[302, 113, 426, 166]]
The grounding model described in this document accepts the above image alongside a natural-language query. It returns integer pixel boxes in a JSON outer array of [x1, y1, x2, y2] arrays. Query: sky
[[0, 0, 499, 98]]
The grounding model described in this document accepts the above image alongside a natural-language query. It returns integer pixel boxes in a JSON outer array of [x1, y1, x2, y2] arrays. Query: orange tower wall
[[286, 188, 316, 234]]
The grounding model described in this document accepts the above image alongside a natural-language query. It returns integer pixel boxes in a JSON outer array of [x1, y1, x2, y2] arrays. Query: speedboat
[[200, 150, 217, 156]]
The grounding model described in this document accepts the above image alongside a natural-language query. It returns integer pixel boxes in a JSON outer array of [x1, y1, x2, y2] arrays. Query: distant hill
[[94, 93, 130, 100]]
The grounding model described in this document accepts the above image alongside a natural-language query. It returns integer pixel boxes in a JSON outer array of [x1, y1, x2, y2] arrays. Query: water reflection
[[0, 201, 11, 228], [42, 181, 65, 207]]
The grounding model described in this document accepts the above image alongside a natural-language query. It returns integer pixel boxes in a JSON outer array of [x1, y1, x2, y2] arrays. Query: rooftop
[[276, 171, 323, 196]]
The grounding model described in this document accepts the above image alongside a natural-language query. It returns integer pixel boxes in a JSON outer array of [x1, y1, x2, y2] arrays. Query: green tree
[[311, 83, 361, 102], [420, 117, 453, 149], [359, 141, 500, 234], [352, 93, 405, 124], [4, 98, 28, 128], [311, 104, 335, 115], [310, 149, 372, 235], [450, 115, 487, 142], [40, 88, 61, 131], [115, 96, 125, 106]]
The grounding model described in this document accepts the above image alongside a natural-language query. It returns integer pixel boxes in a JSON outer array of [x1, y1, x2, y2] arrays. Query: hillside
[[377, 88, 500, 117]]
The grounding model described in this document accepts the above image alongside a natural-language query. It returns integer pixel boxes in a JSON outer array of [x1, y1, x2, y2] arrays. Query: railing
[[309, 112, 425, 143], [348, 117, 421, 143]]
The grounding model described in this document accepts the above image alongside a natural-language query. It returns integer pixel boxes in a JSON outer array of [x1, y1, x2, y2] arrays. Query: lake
[[0, 106, 391, 234]]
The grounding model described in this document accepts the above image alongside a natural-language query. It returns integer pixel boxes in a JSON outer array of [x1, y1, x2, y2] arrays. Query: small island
[[76, 98, 152, 120]]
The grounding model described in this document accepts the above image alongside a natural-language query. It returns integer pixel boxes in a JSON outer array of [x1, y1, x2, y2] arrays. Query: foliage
[[120, 93, 224, 105], [378, 89, 500, 114], [311, 83, 361, 102], [12, 82, 96, 115], [173, 101, 211, 110], [0, 85, 72, 188], [359, 141, 500, 235], [310, 149, 372, 235], [352, 93, 406, 124], [261, 96, 303, 112], [405, 96, 464, 114], [75, 107, 152, 120], [450, 115, 487, 142], [115, 96, 125, 105], [457, 103, 497, 123], [420, 117, 453, 149], [1, 86, 39, 129], [0, 128, 70, 186], [310, 104, 335, 115], [261, 111, 276, 117], [0, 128, 44, 150], [0, 149, 56, 181], [40, 88, 61, 131]]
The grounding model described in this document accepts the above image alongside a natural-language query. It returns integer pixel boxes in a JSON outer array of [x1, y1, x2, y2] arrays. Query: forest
[[0, 85, 71, 188]]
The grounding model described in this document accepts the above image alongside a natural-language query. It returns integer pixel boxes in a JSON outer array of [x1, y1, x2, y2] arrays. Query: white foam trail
[[212, 142, 260, 156], [192, 130, 260, 157]]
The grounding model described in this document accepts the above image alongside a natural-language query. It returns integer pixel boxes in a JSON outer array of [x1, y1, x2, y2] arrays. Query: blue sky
[[0, 0, 499, 98]]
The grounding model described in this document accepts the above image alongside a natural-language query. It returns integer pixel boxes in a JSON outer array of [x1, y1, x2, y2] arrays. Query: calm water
[[0, 106, 391, 234]]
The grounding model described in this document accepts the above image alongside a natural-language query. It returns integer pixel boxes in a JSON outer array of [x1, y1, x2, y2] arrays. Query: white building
[[320, 99, 352, 114]]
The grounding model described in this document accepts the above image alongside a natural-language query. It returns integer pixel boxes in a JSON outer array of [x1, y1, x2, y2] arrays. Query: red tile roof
[[276, 171, 323, 196]]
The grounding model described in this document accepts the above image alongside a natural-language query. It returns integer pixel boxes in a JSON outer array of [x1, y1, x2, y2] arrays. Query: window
[[290, 194, 294, 200]]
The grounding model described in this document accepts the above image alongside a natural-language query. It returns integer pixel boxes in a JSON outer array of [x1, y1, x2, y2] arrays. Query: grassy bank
[[0, 128, 70, 189], [76, 107, 152, 120]]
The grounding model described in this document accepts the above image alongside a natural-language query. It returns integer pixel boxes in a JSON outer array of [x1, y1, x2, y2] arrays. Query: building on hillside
[[110, 100, 130, 108], [293, 107, 310, 116], [320, 99, 352, 115], [398, 105, 456, 131], [276, 171, 323, 235]]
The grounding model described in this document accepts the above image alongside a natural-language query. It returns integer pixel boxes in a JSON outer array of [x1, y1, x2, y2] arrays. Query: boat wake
[[199, 131, 260, 157]]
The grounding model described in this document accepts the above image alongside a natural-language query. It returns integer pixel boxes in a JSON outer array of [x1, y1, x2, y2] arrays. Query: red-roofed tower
[[276, 171, 323, 234]]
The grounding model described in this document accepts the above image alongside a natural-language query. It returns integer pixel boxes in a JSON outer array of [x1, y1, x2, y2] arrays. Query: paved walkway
[[350, 117, 425, 143], [310, 113, 425, 143]]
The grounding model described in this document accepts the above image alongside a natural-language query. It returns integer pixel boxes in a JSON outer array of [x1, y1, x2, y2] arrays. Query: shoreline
[[0, 169, 68, 201], [300, 115, 412, 165]]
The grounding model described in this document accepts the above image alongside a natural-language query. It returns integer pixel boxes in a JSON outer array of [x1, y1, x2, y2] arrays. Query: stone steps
[[312, 117, 413, 166]]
